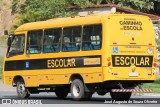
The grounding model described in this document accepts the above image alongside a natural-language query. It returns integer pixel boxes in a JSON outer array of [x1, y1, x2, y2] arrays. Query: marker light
[[107, 57, 111, 61], [130, 43, 136, 44], [148, 43, 152, 45], [153, 63, 157, 67], [108, 62, 111, 66]]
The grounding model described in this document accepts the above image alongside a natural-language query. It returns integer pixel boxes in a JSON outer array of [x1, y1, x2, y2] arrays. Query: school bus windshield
[[7, 34, 25, 57]]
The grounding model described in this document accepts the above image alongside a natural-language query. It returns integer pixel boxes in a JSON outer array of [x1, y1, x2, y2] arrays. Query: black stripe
[[5, 55, 101, 71]]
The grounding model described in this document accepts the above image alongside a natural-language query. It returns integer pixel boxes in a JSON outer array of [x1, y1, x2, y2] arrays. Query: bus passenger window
[[82, 24, 102, 50], [62, 26, 81, 52], [43, 28, 61, 53], [7, 34, 25, 57], [27, 30, 42, 54]]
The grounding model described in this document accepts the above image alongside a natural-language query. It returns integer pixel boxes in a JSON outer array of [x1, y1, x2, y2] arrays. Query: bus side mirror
[[4, 30, 8, 35], [7, 35, 13, 47]]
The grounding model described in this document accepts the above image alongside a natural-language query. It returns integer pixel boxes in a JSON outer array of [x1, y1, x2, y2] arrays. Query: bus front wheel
[[16, 79, 30, 98]]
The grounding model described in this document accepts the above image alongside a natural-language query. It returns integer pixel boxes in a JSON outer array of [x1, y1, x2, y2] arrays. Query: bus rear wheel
[[110, 92, 132, 101], [16, 79, 30, 98], [70, 79, 93, 101], [55, 86, 69, 99]]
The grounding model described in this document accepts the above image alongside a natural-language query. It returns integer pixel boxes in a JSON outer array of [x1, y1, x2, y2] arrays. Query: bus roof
[[15, 13, 149, 33]]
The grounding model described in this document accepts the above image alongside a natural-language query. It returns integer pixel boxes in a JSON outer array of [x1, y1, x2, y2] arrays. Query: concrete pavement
[[0, 80, 160, 106], [0, 47, 6, 57], [0, 80, 15, 92], [1, 80, 160, 97]]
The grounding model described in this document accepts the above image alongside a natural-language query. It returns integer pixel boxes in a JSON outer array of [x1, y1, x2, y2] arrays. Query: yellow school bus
[[3, 13, 157, 100]]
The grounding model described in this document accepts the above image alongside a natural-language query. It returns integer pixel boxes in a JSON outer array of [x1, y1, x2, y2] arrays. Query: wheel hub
[[18, 84, 25, 95], [73, 84, 80, 97]]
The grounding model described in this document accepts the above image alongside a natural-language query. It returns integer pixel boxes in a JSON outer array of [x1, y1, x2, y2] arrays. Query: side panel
[[3, 51, 104, 87], [3, 21, 106, 87]]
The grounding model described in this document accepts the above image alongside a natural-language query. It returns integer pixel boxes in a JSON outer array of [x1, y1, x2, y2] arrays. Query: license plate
[[129, 72, 138, 77]]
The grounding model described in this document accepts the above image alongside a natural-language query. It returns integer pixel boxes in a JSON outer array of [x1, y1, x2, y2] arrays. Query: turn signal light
[[107, 57, 111, 61], [154, 58, 157, 62]]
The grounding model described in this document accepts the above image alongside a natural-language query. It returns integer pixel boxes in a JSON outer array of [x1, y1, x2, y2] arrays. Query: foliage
[[142, 82, 160, 93], [142, 79, 160, 93], [10, 0, 76, 32], [9, 14, 25, 34], [10, 0, 156, 33], [0, 36, 7, 47], [0, 57, 4, 79], [12, 0, 19, 13], [69, 0, 91, 8], [11, 0, 155, 21], [106, 0, 154, 12], [24, 0, 73, 22], [154, 78, 160, 84], [69, 0, 102, 8], [12, 0, 26, 14]]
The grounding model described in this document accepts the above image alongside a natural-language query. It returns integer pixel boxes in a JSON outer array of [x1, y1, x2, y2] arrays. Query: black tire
[[55, 86, 69, 99], [85, 92, 93, 100], [97, 91, 107, 96], [70, 79, 92, 101], [110, 92, 132, 101], [16, 79, 30, 98]]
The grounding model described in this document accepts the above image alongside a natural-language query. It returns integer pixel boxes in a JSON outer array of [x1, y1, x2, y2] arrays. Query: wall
[[76, 7, 116, 16]]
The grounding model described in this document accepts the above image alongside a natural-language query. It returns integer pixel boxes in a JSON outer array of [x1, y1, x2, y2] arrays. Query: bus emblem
[[113, 47, 118, 54], [26, 62, 29, 68]]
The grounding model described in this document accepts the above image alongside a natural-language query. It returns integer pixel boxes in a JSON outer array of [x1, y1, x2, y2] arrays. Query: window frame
[[82, 24, 102, 51], [26, 30, 43, 54], [62, 26, 82, 52], [7, 34, 25, 57], [43, 28, 62, 53], [25, 23, 102, 54]]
